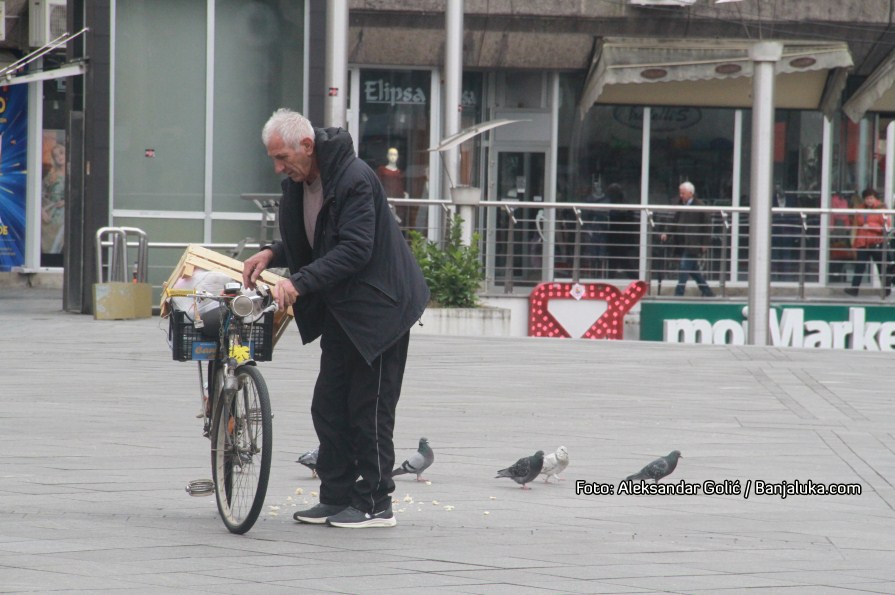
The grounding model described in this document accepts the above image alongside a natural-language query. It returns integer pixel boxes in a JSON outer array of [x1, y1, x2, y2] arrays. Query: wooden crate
[[160, 244, 293, 345]]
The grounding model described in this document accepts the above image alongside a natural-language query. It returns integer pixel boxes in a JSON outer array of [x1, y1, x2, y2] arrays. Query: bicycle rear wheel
[[211, 364, 272, 534]]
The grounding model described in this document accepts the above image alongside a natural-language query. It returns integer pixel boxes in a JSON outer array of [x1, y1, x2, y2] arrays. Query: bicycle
[[164, 281, 277, 534]]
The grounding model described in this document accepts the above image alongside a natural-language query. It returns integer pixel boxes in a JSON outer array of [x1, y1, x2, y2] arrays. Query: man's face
[[267, 132, 317, 183], [679, 186, 693, 202]]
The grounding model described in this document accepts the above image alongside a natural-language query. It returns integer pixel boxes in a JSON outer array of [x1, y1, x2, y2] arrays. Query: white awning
[[578, 37, 853, 119], [843, 47, 895, 123]]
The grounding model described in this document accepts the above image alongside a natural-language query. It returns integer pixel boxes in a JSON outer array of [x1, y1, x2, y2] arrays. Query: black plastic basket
[[168, 309, 275, 362]]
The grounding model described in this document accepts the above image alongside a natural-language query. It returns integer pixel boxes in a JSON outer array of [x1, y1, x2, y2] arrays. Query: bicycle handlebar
[[165, 282, 278, 319]]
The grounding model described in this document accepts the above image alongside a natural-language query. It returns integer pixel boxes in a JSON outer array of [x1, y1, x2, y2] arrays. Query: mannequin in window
[[376, 147, 408, 199]]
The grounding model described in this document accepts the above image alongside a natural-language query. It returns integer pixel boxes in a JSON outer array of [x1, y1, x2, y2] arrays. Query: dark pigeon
[[392, 437, 435, 481], [495, 450, 545, 490], [625, 450, 682, 483], [296, 445, 319, 477]]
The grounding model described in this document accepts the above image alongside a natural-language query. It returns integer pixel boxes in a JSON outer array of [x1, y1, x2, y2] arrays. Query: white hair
[[262, 108, 314, 150], [679, 181, 695, 195]]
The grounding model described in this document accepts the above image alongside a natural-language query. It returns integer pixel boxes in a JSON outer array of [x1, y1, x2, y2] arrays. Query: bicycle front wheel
[[211, 364, 272, 534]]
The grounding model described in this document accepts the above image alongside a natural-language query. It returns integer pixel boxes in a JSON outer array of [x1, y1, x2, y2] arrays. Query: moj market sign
[[640, 302, 895, 351]]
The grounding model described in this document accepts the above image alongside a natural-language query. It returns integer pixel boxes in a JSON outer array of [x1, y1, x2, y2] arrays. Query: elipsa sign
[[640, 302, 895, 351], [363, 79, 426, 106]]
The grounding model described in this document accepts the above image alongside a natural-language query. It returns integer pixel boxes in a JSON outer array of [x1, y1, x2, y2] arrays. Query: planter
[[413, 306, 511, 337]]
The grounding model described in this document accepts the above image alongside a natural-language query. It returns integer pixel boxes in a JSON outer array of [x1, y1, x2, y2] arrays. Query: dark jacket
[[264, 127, 429, 364], [666, 198, 712, 256]]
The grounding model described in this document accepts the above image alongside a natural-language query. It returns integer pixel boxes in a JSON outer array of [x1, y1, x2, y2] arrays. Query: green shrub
[[409, 215, 483, 308]]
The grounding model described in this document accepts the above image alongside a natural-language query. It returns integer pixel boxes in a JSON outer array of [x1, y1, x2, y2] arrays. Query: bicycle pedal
[[185, 479, 215, 497]]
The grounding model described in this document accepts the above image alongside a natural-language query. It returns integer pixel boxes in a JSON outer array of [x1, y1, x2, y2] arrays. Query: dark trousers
[[851, 245, 888, 289], [674, 252, 712, 296], [311, 311, 409, 514]]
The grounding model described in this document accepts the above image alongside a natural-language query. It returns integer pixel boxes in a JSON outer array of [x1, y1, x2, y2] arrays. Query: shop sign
[[612, 106, 702, 132], [640, 302, 895, 351], [529, 281, 647, 339], [363, 78, 427, 106]]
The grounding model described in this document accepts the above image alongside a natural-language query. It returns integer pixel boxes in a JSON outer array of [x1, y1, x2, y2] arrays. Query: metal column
[[445, 1, 468, 242], [747, 42, 782, 346], [324, 0, 348, 128]]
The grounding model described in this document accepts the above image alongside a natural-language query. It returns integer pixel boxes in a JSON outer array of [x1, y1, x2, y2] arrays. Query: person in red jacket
[[845, 188, 890, 297]]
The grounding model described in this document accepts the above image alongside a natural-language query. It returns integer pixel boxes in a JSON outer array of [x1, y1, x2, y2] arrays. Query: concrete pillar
[[324, 0, 348, 128], [747, 41, 782, 346], [444, 1, 472, 244]]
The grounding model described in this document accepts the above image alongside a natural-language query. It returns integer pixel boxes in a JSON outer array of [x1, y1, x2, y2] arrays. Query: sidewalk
[[2, 287, 895, 594]]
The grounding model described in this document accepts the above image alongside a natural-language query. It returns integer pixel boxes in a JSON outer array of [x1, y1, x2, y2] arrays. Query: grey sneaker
[[326, 505, 396, 528], [293, 503, 347, 524]]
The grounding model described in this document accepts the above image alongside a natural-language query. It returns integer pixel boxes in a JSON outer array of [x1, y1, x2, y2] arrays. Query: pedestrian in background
[[660, 181, 714, 297], [845, 188, 890, 297]]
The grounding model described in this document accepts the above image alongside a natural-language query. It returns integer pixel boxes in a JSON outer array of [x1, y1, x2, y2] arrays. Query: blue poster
[[0, 85, 27, 271]]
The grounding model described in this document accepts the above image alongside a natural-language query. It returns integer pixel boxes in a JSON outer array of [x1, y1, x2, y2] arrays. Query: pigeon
[[296, 445, 319, 477], [539, 446, 569, 483], [625, 450, 682, 483], [392, 437, 435, 481], [495, 450, 544, 490]]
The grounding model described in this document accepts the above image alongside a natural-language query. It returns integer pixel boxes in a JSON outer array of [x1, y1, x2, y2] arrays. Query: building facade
[[4, 1, 895, 311]]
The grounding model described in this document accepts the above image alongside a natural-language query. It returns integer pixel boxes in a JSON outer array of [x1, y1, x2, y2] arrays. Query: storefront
[[343, 36, 877, 292], [15, 3, 895, 310]]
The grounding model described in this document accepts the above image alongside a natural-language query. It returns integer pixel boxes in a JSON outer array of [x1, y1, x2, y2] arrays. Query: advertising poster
[[0, 85, 27, 271], [41, 130, 65, 258]]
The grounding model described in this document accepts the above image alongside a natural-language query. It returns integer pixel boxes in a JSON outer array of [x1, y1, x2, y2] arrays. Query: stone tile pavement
[[2, 287, 895, 594]]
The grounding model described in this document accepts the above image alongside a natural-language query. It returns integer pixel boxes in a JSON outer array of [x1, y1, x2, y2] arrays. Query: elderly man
[[660, 181, 714, 298], [243, 108, 429, 528]]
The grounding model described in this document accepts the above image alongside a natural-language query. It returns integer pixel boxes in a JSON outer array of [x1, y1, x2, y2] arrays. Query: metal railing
[[134, 199, 895, 303]]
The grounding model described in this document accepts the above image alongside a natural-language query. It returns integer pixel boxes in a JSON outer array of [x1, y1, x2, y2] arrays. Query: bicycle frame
[[168, 283, 275, 533]]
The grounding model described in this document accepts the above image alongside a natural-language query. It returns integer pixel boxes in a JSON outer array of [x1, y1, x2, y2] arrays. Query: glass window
[[212, 0, 305, 214], [113, 0, 207, 212], [558, 74, 643, 280], [558, 75, 643, 204], [358, 69, 431, 199], [649, 107, 734, 205], [358, 69, 431, 230]]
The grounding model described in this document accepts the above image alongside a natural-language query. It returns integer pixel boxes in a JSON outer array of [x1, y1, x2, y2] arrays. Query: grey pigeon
[[392, 437, 434, 481], [539, 445, 569, 483], [296, 445, 319, 477], [625, 450, 682, 483], [495, 450, 544, 490]]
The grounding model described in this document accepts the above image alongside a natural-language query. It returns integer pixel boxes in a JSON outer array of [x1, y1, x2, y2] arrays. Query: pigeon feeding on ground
[[495, 450, 544, 490], [392, 437, 434, 481], [296, 446, 319, 477], [539, 446, 569, 483], [625, 450, 682, 483]]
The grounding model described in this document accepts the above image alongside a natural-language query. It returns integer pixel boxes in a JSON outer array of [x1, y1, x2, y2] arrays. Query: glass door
[[490, 150, 546, 286]]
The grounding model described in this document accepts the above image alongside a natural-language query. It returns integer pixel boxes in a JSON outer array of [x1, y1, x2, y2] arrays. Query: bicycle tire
[[211, 364, 272, 534]]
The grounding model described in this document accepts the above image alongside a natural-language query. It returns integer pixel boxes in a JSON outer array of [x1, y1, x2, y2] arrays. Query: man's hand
[[242, 249, 274, 290], [273, 279, 299, 311]]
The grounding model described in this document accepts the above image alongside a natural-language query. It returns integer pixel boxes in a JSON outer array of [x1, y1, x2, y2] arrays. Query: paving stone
[[3, 287, 895, 592]]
